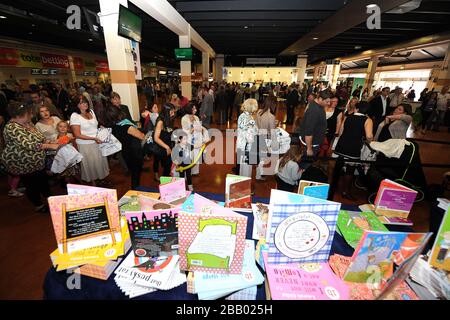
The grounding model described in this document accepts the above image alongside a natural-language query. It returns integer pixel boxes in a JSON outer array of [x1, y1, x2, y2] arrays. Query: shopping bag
[[50, 144, 83, 174]]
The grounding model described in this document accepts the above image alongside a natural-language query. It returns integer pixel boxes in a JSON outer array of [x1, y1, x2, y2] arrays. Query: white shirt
[[70, 111, 98, 145], [436, 92, 450, 111], [381, 95, 387, 116], [35, 116, 61, 141]]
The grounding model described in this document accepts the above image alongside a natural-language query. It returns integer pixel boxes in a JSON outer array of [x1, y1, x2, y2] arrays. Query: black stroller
[[365, 139, 427, 204]]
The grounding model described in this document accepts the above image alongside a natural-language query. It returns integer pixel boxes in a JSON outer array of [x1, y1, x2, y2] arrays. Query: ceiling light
[[28, 32, 33, 35], [244, 26, 248, 29], [366, 4, 378, 9], [0, 16, 7, 19], [354, 45, 362, 49], [313, 37, 319, 40], [88, 38, 93, 41], [419, 49, 428, 55]]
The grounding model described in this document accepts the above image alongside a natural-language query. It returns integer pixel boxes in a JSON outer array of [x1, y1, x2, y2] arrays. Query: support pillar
[[433, 43, 450, 90], [296, 54, 307, 84], [179, 34, 192, 100], [202, 52, 209, 83], [99, 0, 139, 120], [363, 56, 379, 95], [330, 63, 341, 90], [214, 54, 224, 82], [67, 55, 77, 86]]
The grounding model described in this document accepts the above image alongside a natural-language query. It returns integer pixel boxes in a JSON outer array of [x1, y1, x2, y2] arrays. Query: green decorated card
[[337, 210, 388, 249]]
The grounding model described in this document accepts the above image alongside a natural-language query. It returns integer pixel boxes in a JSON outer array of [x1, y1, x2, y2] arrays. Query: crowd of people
[[0, 77, 448, 213]]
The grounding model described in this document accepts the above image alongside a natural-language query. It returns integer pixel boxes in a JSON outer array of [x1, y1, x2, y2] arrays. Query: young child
[[54, 120, 80, 184], [275, 144, 303, 192], [172, 130, 193, 191]]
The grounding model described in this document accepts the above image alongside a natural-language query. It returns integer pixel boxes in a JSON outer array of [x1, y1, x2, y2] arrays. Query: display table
[[43, 189, 412, 300]]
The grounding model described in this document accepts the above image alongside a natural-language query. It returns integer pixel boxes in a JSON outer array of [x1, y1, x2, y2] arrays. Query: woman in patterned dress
[[0, 102, 60, 212]]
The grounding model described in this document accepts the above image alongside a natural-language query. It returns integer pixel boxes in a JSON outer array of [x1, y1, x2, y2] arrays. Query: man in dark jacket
[[285, 85, 299, 125], [55, 83, 70, 119], [368, 86, 391, 135]]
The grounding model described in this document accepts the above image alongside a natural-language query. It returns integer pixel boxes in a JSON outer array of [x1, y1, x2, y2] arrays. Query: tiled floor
[[0, 98, 449, 299]]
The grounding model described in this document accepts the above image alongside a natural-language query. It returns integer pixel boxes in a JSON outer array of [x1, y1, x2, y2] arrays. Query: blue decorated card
[[266, 189, 341, 264]]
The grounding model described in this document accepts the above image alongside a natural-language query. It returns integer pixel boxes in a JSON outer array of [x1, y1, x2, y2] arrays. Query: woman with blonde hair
[[236, 98, 259, 177]]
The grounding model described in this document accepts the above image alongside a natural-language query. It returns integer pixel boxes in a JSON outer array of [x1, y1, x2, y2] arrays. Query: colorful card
[[125, 208, 180, 258], [225, 174, 252, 211], [374, 179, 417, 219], [429, 206, 450, 271], [48, 189, 121, 254], [343, 231, 431, 285], [263, 252, 349, 300], [337, 210, 388, 249], [266, 189, 341, 264], [179, 193, 247, 274], [194, 240, 264, 300], [298, 180, 329, 200], [251, 203, 269, 240], [159, 177, 187, 204], [118, 190, 160, 214]]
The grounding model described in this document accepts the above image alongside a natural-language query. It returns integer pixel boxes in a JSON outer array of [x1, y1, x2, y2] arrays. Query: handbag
[[141, 130, 168, 158]]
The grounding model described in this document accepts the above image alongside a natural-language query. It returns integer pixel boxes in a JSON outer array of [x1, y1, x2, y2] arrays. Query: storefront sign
[[73, 57, 84, 70], [84, 59, 97, 71], [31, 68, 41, 75], [41, 53, 69, 68], [246, 58, 276, 65], [95, 59, 109, 72], [0, 48, 20, 65], [18, 50, 42, 68], [83, 71, 98, 76]]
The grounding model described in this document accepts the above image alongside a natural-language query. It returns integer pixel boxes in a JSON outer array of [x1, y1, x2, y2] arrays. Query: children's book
[[225, 174, 252, 211], [263, 252, 349, 300], [251, 203, 269, 240], [117, 190, 160, 214], [179, 193, 247, 274], [48, 189, 121, 254], [343, 231, 431, 287], [337, 210, 388, 249], [374, 179, 417, 219], [429, 206, 450, 271], [193, 240, 264, 300], [297, 180, 329, 200], [265, 189, 341, 264], [160, 176, 182, 185], [125, 208, 180, 258], [159, 177, 188, 204], [359, 204, 413, 226]]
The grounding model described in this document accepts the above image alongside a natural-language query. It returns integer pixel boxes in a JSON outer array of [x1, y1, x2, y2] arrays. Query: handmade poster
[[266, 189, 341, 264], [343, 231, 431, 285], [374, 179, 417, 219], [48, 190, 121, 254], [337, 210, 388, 249], [225, 174, 252, 211], [159, 177, 187, 204], [263, 252, 349, 300], [251, 203, 269, 240], [160, 176, 182, 185], [179, 193, 247, 274], [118, 190, 160, 214], [125, 208, 180, 258], [429, 207, 450, 271], [297, 180, 329, 200]]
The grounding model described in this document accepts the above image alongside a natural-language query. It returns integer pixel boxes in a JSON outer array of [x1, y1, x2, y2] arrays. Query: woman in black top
[[104, 105, 145, 190], [154, 103, 176, 177], [331, 102, 373, 200]]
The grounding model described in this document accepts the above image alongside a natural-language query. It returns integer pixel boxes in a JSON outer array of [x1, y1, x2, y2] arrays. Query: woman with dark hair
[[375, 103, 413, 142], [153, 102, 176, 178], [104, 105, 145, 190], [70, 95, 110, 186], [0, 101, 60, 212], [332, 101, 373, 199]]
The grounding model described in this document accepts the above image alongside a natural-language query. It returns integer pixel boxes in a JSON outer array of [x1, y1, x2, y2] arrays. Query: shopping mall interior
[[0, 0, 449, 301]]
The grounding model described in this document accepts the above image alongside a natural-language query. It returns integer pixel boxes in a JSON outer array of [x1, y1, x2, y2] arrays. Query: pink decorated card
[[263, 252, 350, 300], [48, 190, 121, 254], [178, 193, 247, 274], [159, 178, 187, 204]]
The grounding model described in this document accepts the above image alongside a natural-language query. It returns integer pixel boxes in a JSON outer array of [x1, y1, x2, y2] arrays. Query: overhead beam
[[280, 0, 411, 55], [130, 0, 215, 57]]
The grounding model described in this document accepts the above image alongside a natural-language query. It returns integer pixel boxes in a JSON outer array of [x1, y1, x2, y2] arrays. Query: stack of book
[[186, 240, 264, 300], [114, 252, 186, 298], [409, 256, 450, 299]]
